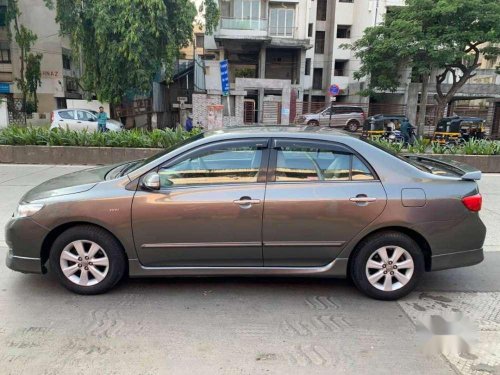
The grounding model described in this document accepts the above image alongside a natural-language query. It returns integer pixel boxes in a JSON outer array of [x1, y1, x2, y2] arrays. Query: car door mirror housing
[[142, 172, 161, 190]]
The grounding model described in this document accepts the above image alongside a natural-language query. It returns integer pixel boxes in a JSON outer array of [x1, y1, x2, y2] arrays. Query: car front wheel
[[49, 225, 126, 295], [350, 231, 424, 300], [346, 120, 360, 132]]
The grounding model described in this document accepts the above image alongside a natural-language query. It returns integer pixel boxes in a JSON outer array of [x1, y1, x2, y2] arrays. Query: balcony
[[217, 17, 269, 40]]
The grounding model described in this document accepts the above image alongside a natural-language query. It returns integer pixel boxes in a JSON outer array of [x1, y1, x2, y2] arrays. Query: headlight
[[13, 203, 44, 218]]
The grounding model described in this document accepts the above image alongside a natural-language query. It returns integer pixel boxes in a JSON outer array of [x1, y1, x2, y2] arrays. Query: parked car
[[296, 105, 366, 132], [6, 127, 485, 300], [50, 109, 124, 132]]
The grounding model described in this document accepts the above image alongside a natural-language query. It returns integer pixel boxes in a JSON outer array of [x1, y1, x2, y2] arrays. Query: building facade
[[193, 0, 404, 126], [0, 0, 81, 118]]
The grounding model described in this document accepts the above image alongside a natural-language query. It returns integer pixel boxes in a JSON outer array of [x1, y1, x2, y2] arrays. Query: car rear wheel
[[307, 120, 320, 126], [49, 225, 126, 295], [350, 231, 424, 300], [346, 120, 360, 132]]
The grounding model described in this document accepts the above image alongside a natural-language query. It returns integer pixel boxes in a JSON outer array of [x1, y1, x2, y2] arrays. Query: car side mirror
[[141, 172, 161, 190]]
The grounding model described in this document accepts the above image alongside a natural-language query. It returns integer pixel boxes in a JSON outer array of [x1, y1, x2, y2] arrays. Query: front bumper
[[6, 250, 43, 274], [431, 248, 484, 271], [5, 217, 48, 274]]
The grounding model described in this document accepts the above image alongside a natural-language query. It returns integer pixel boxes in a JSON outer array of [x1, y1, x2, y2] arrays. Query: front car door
[[132, 138, 270, 267], [262, 139, 387, 266], [76, 110, 98, 131]]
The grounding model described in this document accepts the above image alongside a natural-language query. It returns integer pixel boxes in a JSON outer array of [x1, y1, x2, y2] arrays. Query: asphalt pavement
[[0, 164, 499, 375]]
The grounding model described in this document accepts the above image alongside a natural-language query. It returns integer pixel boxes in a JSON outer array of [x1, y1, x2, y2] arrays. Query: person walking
[[400, 119, 413, 146], [96, 106, 108, 132], [185, 113, 193, 132]]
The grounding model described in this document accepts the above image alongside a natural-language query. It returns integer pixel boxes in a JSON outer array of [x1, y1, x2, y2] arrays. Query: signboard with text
[[220, 60, 230, 96]]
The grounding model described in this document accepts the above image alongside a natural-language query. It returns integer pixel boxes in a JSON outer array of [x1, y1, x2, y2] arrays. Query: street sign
[[220, 60, 230, 96], [176, 96, 188, 103], [328, 84, 340, 97]]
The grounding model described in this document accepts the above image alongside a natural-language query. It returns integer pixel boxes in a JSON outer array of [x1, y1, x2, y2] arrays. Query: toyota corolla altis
[[6, 127, 486, 300]]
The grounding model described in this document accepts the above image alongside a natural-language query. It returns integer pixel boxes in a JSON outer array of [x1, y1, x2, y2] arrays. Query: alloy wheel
[[59, 240, 109, 286], [365, 246, 414, 292]]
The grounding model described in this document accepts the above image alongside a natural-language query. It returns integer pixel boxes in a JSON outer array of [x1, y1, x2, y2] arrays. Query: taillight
[[462, 193, 482, 212], [50, 111, 54, 123]]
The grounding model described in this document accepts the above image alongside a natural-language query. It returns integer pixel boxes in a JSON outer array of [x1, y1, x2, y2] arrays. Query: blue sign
[[220, 60, 230, 96], [0, 82, 11, 94], [328, 84, 340, 96]]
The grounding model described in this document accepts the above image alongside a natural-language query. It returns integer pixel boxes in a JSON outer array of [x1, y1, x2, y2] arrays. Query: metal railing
[[220, 17, 268, 31]]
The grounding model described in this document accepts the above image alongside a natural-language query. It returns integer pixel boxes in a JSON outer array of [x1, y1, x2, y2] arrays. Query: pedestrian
[[96, 106, 108, 132], [400, 118, 413, 146], [185, 113, 193, 132]]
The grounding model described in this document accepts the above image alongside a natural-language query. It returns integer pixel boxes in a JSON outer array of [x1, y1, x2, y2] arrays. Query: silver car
[[296, 105, 366, 132], [50, 109, 124, 132], [5, 127, 486, 300]]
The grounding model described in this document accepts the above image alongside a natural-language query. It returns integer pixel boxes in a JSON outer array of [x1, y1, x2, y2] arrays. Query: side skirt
[[128, 258, 349, 278]]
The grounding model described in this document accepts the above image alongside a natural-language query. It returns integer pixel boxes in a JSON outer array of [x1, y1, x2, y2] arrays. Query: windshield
[[105, 132, 205, 179]]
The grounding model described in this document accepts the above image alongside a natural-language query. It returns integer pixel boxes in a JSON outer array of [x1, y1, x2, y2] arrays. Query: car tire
[[307, 120, 320, 126], [350, 231, 424, 300], [346, 120, 360, 132], [49, 225, 126, 295]]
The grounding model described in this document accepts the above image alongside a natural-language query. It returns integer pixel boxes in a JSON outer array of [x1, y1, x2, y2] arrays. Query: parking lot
[[0, 164, 499, 375]]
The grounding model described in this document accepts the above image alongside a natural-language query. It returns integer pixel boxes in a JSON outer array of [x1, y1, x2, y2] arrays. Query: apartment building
[[193, 0, 404, 126], [0, 0, 81, 116]]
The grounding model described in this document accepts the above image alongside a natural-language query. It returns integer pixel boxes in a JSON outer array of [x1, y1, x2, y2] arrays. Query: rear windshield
[[363, 138, 460, 177]]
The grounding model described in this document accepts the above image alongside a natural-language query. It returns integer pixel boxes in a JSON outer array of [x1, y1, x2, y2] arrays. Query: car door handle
[[233, 198, 261, 205], [350, 196, 377, 203]]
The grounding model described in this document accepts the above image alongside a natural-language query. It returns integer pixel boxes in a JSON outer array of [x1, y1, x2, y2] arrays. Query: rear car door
[[262, 139, 387, 266], [132, 138, 270, 267], [56, 110, 76, 129]]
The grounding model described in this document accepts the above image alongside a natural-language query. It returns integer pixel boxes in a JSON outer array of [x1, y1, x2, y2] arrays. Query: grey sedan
[[5, 127, 486, 300]]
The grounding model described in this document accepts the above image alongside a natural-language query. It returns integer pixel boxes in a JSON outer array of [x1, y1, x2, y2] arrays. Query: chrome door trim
[[263, 241, 345, 247], [141, 241, 262, 249], [349, 197, 377, 203]]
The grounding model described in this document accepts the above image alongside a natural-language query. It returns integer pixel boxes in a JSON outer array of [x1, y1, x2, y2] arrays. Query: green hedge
[[371, 138, 500, 156], [0, 126, 200, 148]]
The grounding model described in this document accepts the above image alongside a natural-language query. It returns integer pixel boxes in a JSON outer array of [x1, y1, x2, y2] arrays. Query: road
[[0, 164, 499, 375]]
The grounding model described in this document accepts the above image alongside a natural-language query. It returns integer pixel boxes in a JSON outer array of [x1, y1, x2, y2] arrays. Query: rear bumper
[[6, 249, 43, 274], [431, 248, 484, 271]]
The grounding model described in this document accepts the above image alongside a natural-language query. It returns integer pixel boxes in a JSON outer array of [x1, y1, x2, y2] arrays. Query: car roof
[[203, 125, 352, 140]]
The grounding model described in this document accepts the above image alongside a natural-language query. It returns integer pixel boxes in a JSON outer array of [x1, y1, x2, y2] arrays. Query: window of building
[[305, 58, 311, 76], [233, 0, 261, 20], [62, 54, 71, 70], [308, 23, 313, 37], [195, 35, 204, 48], [274, 144, 374, 182], [0, 5, 7, 27], [0, 44, 10, 63], [334, 60, 348, 76], [316, 0, 327, 21], [336, 25, 351, 39], [158, 142, 263, 187], [315, 31, 325, 54], [313, 68, 323, 90], [269, 7, 295, 37]]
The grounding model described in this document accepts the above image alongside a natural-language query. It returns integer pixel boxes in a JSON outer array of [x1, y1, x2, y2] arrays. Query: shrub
[[0, 126, 200, 148]]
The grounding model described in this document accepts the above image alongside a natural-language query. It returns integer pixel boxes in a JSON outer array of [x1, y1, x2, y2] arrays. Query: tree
[[5, 1, 42, 120], [45, 0, 219, 104], [26, 53, 43, 111], [345, 0, 500, 135]]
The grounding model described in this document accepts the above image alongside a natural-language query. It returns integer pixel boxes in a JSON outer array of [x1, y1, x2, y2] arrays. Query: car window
[[352, 156, 374, 180], [275, 145, 374, 182], [77, 110, 92, 121], [58, 110, 74, 120], [158, 143, 263, 187]]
